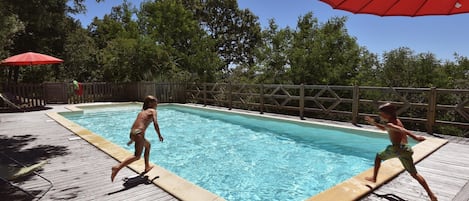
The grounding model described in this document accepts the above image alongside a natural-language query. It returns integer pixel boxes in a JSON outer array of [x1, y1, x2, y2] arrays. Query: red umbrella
[[320, 0, 469, 17], [1, 52, 63, 66]]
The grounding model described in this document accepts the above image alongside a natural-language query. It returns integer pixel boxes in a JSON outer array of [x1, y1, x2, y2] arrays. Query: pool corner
[[307, 136, 448, 201]]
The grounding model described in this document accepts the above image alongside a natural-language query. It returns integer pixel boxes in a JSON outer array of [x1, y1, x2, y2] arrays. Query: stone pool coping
[[47, 102, 448, 201]]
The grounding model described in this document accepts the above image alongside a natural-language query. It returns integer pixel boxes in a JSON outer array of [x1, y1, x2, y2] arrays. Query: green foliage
[[288, 13, 360, 85], [254, 19, 292, 84], [350, 48, 380, 86], [184, 0, 262, 71], [138, 0, 222, 82], [64, 28, 98, 82], [0, 0, 467, 90]]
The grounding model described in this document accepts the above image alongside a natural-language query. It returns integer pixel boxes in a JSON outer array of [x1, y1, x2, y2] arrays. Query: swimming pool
[[61, 104, 416, 201]]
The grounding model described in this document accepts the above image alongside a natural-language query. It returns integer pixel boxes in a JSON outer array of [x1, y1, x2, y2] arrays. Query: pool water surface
[[62, 104, 415, 201]]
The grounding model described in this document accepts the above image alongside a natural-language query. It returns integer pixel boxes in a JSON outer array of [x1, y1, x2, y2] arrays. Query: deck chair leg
[[1, 177, 36, 199]]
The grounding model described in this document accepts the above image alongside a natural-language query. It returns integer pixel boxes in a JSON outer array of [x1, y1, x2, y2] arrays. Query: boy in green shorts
[[365, 103, 437, 201]]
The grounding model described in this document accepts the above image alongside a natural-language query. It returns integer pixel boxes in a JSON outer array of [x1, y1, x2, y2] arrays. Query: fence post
[[203, 83, 207, 106], [352, 85, 360, 125], [299, 84, 305, 120], [228, 82, 232, 110], [260, 84, 264, 114], [426, 87, 437, 134]]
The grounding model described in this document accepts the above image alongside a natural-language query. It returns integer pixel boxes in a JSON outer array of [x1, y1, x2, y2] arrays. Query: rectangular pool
[[61, 103, 415, 201]]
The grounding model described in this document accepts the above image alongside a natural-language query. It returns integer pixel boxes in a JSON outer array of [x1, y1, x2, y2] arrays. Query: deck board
[[453, 181, 469, 201]]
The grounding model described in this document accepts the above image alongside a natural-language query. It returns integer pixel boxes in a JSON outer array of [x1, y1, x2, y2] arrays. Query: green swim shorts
[[377, 144, 417, 174]]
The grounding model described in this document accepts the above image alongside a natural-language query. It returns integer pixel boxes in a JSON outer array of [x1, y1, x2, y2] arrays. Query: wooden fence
[[2, 81, 467, 135], [1, 82, 186, 106], [1, 83, 46, 108], [186, 83, 469, 135]]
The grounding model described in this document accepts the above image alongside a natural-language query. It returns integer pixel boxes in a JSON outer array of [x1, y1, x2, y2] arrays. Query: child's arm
[[364, 116, 386, 131], [384, 123, 426, 142], [151, 109, 164, 142]]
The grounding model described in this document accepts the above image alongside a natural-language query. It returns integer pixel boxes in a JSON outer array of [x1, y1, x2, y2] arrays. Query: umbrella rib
[[447, 0, 462, 15], [357, 0, 375, 14], [334, 0, 348, 8], [413, 0, 430, 16], [383, 0, 401, 16]]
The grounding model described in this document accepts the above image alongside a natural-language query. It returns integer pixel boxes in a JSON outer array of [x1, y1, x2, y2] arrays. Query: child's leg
[[143, 139, 153, 173], [410, 173, 437, 201], [111, 135, 144, 182], [366, 154, 381, 182], [399, 146, 437, 201]]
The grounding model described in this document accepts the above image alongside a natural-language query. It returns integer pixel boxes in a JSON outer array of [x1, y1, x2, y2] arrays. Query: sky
[[72, 0, 469, 61]]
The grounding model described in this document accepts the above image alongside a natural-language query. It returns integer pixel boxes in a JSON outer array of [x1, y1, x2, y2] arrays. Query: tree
[[254, 19, 292, 84], [1, 0, 103, 82], [351, 47, 380, 86], [380, 48, 445, 87], [184, 0, 261, 72], [0, 1, 24, 82], [138, 0, 221, 82], [91, 1, 141, 82], [63, 28, 99, 82], [380, 47, 416, 87], [412, 52, 440, 87], [89, 1, 138, 49], [441, 55, 469, 89], [288, 13, 360, 85]]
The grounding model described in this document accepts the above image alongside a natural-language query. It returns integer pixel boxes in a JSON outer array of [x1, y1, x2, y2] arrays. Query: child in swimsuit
[[111, 95, 164, 182], [365, 103, 437, 201]]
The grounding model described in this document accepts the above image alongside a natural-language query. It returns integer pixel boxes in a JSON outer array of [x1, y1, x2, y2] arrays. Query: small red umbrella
[[320, 0, 469, 17], [1, 52, 63, 66]]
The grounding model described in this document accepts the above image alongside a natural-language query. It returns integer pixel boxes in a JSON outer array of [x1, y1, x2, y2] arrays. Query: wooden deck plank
[[453, 181, 469, 201]]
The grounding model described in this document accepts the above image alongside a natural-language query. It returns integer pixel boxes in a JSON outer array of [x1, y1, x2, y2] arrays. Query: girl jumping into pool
[[365, 103, 437, 201], [111, 95, 164, 182]]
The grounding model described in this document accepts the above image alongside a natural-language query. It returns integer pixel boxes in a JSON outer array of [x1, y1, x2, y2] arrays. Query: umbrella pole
[[13, 67, 19, 83], [7, 67, 13, 84]]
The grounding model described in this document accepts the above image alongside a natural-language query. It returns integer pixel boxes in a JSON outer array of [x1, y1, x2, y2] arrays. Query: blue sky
[[72, 0, 469, 61]]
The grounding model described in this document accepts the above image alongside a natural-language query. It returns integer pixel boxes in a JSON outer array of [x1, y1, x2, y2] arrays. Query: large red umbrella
[[1, 52, 63, 66], [320, 0, 469, 17]]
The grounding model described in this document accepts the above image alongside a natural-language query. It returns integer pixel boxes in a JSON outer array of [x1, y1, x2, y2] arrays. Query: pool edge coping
[[47, 103, 226, 201], [48, 102, 448, 201]]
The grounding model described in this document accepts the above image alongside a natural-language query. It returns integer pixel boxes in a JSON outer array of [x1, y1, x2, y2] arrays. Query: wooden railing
[[1, 82, 187, 106], [186, 83, 469, 135], [2, 83, 46, 108], [2, 81, 467, 136], [66, 82, 187, 104]]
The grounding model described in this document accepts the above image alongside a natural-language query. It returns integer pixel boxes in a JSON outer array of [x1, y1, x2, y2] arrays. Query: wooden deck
[[1, 104, 468, 201], [0, 106, 178, 201], [361, 138, 469, 201]]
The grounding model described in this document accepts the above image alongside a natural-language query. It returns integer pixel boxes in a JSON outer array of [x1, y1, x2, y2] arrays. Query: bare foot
[[144, 165, 154, 174], [429, 194, 437, 201], [365, 176, 376, 182], [111, 166, 118, 182]]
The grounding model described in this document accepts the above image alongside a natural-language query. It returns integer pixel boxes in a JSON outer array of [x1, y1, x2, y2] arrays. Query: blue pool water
[[61, 104, 415, 201]]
